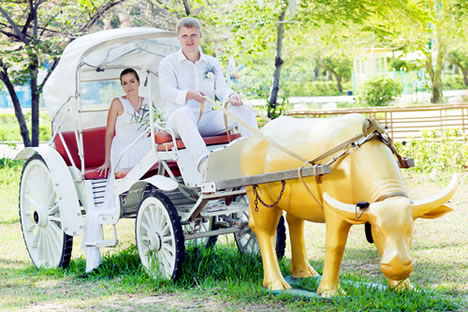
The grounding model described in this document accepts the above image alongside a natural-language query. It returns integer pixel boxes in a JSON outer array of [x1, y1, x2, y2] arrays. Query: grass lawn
[[0, 157, 466, 311]]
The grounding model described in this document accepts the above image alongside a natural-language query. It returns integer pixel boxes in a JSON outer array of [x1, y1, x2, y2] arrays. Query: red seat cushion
[[156, 132, 241, 151], [54, 127, 236, 179], [82, 162, 176, 180], [55, 127, 107, 169]]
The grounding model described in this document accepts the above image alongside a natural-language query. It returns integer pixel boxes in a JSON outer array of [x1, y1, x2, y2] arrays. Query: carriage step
[[85, 239, 119, 248]]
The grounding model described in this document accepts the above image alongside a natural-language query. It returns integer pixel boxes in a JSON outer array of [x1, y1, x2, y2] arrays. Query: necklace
[[128, 97, 141, 112]]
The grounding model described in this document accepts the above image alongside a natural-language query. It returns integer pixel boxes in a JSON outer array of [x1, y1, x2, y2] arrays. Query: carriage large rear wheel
[[135, 190, 185, 280], [19, 155, 73, 269]]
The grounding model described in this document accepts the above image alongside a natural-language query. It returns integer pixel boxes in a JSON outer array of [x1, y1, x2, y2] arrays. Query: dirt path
[[20, 292, 285, 312]]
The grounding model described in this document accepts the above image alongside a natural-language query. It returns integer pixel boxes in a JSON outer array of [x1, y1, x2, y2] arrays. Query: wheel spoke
[[43, 230, 53, 266], [46, 184, 56, 208], [161, 238, 175, 255], [149, 205, 158, 229], [24, 221, 36, 233], [38, 229, 45, 262], [141, 222, 152, 235], [155, 205, 164, 230], [160, 223, 170, 236], [48, 203, 59, 215], [161, 235, 173, 243], [159, 249, 174, 271], [32, 228, 42, 248], [45, 229, 60, 265], [25, 193, 41, 211], [157, 208, 166, 230], [48, 216, 61, 223], [49, 222, 63, 250]]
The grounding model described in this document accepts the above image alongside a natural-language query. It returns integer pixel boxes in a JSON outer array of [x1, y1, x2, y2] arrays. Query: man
[[159, 17, 258, 177]]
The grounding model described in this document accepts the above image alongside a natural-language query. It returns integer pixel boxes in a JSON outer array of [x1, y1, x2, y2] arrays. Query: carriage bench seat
[[54, 127, 240, 179], [155, 131, 241, 151]]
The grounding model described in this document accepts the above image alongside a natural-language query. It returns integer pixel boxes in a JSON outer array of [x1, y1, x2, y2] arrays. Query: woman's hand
[[96, 161, 110, 177]]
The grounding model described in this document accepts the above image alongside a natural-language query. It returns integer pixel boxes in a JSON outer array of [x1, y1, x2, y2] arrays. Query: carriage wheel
[[234, 212, 286, 259], [19, 155, 73, 269], [135, 190, 185, 280]]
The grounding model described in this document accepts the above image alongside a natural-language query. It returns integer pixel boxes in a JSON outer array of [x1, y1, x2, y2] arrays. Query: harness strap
[[378, 134, 408, 168], [297, 162, 323, 209], [223, 101, 231, 142], [309, 119, 381, 165], [204, 96, 308, 162], [198, 101, 204, 123], [375, 191, 409, 202]]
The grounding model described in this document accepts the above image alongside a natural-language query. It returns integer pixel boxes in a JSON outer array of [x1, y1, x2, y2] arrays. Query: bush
[[357, 76, 402, 107], [0, 112, 51, 142], [395, 128, 467, 174], [281, 80, 352, 97], [443, 74, 466, 90]]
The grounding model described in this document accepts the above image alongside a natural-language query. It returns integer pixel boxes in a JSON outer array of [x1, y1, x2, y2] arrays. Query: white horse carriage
[[16, 27, 329, 279]]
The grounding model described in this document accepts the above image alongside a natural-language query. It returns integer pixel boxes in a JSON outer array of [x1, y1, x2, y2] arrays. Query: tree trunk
[[182, 0, 191, 15], [430, 31, 445, 104], [30, 63, 39, 147], [31, 4, 39, 147], [268, 9, 286, 118], [328, 69, 343, 93], [463, 68, 468, 87], [0, 60, 31, 147]]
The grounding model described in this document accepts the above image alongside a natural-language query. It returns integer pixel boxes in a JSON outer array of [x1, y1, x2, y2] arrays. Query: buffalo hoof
[[291, 264, 320, 278], [388, 278, 413, 291], [317, 284, 346, 298], [264, 277, 292, 291]]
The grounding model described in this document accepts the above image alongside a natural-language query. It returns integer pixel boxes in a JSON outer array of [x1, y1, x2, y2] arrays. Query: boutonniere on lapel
[[203, 63, 216, 80]]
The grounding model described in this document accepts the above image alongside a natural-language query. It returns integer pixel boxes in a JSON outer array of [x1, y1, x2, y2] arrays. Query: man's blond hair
[[176, 17, 201, 33]]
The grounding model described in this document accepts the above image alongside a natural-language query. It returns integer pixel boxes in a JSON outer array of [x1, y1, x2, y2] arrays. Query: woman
[[82, 68, 152, 274], [97, 68, 152, 176]]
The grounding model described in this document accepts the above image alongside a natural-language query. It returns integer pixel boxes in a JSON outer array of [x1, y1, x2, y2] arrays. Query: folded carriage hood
[[43, 27, 179, 123]]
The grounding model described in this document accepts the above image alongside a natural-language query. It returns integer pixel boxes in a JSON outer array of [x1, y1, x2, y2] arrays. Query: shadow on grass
[[0, 244, 463, 312], [0, 218, 19, 225]]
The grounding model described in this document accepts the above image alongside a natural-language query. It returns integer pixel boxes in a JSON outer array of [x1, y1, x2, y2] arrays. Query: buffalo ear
[[323, 192, 370, 225], [416, 204, 453, 219]]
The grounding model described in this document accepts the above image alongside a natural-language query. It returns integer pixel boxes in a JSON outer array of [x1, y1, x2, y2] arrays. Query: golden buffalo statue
[[240, 114, 458, 297]]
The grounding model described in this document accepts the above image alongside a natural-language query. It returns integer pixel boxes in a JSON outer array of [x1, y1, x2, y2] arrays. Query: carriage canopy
[[43, 27, 179, 131]]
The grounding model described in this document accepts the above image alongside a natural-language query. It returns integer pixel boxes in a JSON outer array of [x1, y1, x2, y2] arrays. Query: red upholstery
[[54, 127, 237, 179], [55, 127, 107, 169], [156, 132, 241, 151]]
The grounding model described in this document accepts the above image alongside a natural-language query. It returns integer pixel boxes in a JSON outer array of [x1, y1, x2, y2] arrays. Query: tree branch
[[38, 57, 60, 93], [22, 3, 35, 34], [0, 28, 25, 41], [78, 0, 126, 33], [0, 6, 29, 43]]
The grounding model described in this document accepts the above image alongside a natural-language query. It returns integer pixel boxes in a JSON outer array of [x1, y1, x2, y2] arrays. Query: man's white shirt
[[159, 48, 233, 119]]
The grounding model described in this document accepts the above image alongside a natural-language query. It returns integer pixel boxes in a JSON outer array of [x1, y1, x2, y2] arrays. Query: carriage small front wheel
[[19, 155, 73, 269], [135, 190, 185, 280]]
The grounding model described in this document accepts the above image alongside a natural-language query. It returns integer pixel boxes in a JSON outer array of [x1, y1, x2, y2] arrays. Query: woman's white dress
[[82, 96, 152, 272]]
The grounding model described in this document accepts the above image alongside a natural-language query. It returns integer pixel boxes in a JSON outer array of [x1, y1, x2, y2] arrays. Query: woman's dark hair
[[120, 68, 140, 82]]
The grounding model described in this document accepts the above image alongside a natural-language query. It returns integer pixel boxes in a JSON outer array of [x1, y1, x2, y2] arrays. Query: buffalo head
[[323, 174, 458, 284]]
